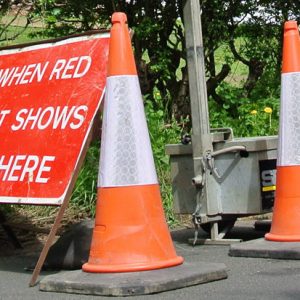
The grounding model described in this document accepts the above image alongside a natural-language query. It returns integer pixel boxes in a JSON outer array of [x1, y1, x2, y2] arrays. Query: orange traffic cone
[[265, 21, 300, 242], [82, 12, 183, 272]]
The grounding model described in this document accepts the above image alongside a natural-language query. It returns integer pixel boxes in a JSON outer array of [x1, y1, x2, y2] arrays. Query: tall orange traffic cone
[[82, 12, 183, 272], [265, 21, 300, 242]]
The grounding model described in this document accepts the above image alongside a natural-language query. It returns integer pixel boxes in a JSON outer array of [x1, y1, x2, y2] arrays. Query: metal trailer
[[165, 0, 277, 243]]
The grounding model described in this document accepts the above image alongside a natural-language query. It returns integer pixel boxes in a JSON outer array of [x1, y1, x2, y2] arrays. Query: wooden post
[[183, 0, 212, 215]]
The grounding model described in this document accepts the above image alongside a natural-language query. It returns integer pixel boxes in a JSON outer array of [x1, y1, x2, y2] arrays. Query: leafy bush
[[71, 141, 99, 216], [145, 90, 187, 225], [209, 82, 280, 137]]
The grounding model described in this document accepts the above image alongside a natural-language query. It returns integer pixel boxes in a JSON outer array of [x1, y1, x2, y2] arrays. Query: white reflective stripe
[[99, 75, 158, 187], [278, 72, 300, 166]]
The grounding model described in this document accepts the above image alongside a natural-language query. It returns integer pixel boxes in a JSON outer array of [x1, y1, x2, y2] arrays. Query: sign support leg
[[29, 200, 68, 287], [29, 122, 96, 287]]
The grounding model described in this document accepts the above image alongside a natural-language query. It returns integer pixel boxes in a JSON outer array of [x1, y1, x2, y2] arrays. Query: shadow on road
[[171, 219, 271, 245]]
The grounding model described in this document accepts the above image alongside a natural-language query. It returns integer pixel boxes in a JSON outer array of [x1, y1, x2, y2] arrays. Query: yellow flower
[[250, 110, 257, 115], [264, 107, 272, 114]]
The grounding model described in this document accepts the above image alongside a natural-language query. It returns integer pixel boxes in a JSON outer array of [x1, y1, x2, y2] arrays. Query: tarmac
[[1, 220, 300, 300]]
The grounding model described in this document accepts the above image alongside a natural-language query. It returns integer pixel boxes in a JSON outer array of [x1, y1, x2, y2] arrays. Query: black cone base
[[39, 262, 227, 296]]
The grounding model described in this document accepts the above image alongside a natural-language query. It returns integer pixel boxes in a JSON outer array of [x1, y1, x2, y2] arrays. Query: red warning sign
[[0, 32, 109, 205]]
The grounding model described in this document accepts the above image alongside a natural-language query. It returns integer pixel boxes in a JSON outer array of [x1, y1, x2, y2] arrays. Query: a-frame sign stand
[[0, 31, 110, 286]]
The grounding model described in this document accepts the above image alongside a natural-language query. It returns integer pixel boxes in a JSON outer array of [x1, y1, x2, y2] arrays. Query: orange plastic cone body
[[107, 13, 137, 76], [281, 21, 300, 73], [82, 12, 183, 272], [265, 21, 300, 242], [83, 185, 183, 272]]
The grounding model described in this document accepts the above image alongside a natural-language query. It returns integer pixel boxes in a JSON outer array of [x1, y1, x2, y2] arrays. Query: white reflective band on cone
[[278, 72, 300, 166], [99, 75, 158, 187]]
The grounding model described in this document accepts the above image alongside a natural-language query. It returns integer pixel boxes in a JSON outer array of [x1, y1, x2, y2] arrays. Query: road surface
[[1, 220, 300, 300]]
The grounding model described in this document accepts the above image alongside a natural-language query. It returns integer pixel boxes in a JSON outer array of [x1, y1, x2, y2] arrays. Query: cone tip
[[284, 20, 298, 32], [108, 12, 136, 76], [112, 12, 127, 24]]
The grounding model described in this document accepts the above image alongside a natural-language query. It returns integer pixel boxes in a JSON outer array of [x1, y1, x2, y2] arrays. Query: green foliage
[[70, 141, 99, 216], [145, 90, 186, 225], [209, 82, 280, 137], [30, 1, 186, 121]]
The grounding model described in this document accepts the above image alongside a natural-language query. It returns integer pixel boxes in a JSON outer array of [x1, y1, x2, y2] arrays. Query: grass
[[0, 25, 47, 47], [214, 41, 248, 86]]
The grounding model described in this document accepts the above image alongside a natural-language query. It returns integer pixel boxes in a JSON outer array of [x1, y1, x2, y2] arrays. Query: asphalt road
[[1, 220, 300, 300]]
